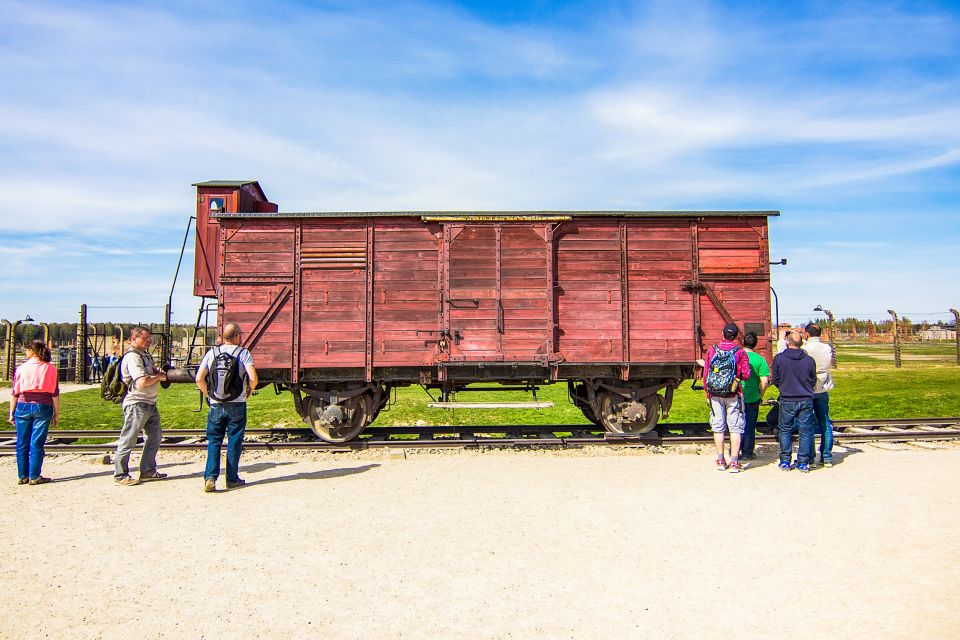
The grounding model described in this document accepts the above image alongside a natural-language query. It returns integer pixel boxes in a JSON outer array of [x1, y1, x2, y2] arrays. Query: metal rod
[[770, 287, 779, 337]]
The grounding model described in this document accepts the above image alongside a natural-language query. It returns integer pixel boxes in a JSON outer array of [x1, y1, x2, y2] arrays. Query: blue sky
[[1, 0, 958, 326]]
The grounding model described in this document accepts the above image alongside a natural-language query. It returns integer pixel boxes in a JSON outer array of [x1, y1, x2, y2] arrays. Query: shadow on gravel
[[241, 461, 297, 474], [53, 460, 196, 483], [241, 463, 381, 488]]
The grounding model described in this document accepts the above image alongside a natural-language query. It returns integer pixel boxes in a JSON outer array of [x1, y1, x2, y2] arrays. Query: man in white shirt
[[195, 323, 258, 492], [802, 323, 835, 467]]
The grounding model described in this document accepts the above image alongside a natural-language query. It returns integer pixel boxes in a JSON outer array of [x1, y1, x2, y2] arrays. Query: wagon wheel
[[598, 392, 660, 435], [578, 403, 602, 427], [303, 393, 371, 443], [634, 395, 661, 434]]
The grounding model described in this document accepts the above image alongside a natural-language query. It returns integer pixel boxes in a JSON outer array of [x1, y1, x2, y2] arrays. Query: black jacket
[[771, 347, 816, 401]]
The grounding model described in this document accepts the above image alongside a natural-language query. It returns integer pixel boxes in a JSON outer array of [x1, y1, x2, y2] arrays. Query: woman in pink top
[[7, 339, 59, 485]]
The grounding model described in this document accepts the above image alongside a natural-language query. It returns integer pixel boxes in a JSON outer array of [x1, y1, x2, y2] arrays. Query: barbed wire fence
[[1, 303, 215, 383]]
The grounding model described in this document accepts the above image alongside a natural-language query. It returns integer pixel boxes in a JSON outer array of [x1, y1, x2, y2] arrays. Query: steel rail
[[1, 417, 959, 454], [2, 417, 958, 441]]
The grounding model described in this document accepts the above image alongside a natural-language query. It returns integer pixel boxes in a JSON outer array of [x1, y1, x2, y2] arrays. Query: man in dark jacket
[[771, 330, 818, 472]]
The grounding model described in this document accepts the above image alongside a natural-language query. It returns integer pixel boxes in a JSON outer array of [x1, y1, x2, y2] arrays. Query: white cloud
[[0, 0, 959, 320]]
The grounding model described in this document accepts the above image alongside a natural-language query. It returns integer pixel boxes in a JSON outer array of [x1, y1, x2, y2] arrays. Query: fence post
[[951, 308, 960, 366], [887, 309, 901, 368], [2, 319, 18, 381], [76, 304, 88, 383]]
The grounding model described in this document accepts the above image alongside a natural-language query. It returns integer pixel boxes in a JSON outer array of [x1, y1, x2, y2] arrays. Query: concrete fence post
[[888, 309, 901, 369], [76, 304, 88, 384], [950, 308, 959, 366]]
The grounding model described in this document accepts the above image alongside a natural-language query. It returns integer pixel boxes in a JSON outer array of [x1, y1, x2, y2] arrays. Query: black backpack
[[206, 346, 247, 402]]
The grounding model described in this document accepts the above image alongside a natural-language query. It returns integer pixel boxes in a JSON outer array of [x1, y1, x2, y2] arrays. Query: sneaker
[[18, 478, 28, 485], [716, 457, 727, 471], [741, 452, 758, 461], [114, 475, 140, 486], [728, 460, 743, 473], [204, 478, 216, 493], [796, 463, 811, 473], [28, 476, 51, 485], [226, 478, 246, 489], [822, 460, 833, 468], [138, 471, 168, 482], [778, 461, 792, 471]]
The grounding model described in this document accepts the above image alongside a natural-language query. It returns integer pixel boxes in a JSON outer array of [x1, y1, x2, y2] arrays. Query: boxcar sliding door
[[442, 223, 553, 362]]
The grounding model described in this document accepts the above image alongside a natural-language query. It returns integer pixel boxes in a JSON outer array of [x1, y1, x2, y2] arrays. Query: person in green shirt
[[740, 332, 770, 460]]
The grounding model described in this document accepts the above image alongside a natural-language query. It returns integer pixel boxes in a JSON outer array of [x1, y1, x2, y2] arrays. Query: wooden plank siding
[[625, 221, 695, 362], [371, 221, 440, 366], [215, 214, 772, 376], [218, 220, 295, 369], [696, 218, 773, 359], [556, 222, 623, 362], [298, 222, 368, 368]]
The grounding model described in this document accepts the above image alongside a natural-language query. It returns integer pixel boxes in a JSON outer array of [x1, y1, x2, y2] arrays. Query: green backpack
[[100, 353, 144, 404]]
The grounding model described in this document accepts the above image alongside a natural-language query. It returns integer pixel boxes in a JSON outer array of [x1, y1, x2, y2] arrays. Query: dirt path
[[1, 443, 958, 639], [0, 382, 93, 404]]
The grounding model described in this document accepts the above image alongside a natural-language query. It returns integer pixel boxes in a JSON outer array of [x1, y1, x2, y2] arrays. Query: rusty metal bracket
[[684, 279, 735, 325], [241, 285, 292, 352]]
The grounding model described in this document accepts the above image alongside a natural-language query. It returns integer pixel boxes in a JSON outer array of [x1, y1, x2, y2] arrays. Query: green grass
[[3, 349, 959, 431]]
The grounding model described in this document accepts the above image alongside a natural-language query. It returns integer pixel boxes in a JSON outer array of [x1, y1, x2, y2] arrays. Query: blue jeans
[[808, 392, 833, 463], [741, 401, 760, 457], [15, 402, 53, 480], [204, 402, 247, 482], [778, 399, 816, 466]]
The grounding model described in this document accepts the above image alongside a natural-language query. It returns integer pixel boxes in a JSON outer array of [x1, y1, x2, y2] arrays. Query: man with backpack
[[771, 330, 818, 472], [114, 326, 167, 486], [195, 323, 258, 493], [702, 323, 752, 473]]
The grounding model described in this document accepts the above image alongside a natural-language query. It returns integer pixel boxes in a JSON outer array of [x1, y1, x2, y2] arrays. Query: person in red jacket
[[8, 340, 59, 485], [702, 323, 752, 473]]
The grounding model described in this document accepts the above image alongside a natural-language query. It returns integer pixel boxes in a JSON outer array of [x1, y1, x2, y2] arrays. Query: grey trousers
[[115, 402, 162, 478]]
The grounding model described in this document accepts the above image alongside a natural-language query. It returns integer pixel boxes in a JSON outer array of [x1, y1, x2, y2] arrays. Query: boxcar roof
[[216, 210, 779, 219], [192, 180, 260, 187]]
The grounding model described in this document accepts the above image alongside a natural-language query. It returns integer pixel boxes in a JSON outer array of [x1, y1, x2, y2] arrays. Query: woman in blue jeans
[[8, 340, 60, 485]]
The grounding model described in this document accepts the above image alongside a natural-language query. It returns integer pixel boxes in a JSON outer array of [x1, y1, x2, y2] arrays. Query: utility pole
[[888, 309, 901, 369]]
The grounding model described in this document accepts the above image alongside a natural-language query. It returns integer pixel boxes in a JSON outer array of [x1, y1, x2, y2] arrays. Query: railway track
[[1, 418, 958, 453]]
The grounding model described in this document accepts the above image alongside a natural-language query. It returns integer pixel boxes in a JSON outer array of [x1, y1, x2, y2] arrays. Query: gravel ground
[[1, 442, 959, 639]]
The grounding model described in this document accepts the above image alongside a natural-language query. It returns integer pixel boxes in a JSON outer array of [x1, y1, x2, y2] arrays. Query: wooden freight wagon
[[189, 180, 778, 442]]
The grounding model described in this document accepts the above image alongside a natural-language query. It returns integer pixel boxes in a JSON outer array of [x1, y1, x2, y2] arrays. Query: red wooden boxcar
[[189, 180, 777, 442]]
